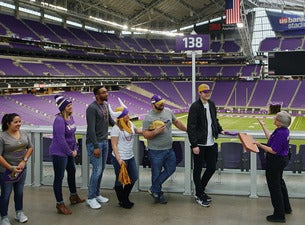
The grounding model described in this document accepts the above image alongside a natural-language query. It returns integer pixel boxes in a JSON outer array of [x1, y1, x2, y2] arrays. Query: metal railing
[[21, 126, 305, 197]]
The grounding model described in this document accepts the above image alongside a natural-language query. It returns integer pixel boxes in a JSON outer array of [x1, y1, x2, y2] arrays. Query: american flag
[[225, 0, 241, 24]]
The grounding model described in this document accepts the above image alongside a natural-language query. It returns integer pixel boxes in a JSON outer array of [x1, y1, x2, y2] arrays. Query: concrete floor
[[4, 186, 305, 225]]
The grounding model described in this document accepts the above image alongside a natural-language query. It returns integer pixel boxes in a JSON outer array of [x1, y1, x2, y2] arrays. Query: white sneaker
[[86, 198, 101, 209], [15, 211, 28, 223], [1, 217, 11, 225], [96, 195, 109, 203]]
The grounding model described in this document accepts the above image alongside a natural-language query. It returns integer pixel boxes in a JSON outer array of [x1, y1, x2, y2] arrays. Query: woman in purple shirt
[[255, 111, 292, 223], [49, 95, 84, 215]]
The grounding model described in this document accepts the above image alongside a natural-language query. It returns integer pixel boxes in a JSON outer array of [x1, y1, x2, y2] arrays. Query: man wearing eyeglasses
[[187, 83, 225, 208]]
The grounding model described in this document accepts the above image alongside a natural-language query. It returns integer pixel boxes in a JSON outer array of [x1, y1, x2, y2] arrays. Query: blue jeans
[[87, 140, 108, 199], [111, 155, 138, 187], [149, 149, 176, 194], [0, 168, 27, 217], [52, 155, 77, 203]]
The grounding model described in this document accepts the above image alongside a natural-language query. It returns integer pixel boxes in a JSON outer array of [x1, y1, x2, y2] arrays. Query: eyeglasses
[[201, 90, 212, 94]]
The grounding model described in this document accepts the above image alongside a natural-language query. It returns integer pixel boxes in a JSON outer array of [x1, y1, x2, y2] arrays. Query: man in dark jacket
[[187, 83, 224, 207]]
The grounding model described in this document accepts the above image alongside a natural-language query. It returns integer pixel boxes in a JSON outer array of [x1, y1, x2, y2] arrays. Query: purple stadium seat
[[220, 142, 248, 171], [227, 81, 256, 107], [258, 37, 281, 52], [269, 80, 299, 108], [248, 80, 275, 107], [290, 80, 305, 109], [280, 37, 303, 51]]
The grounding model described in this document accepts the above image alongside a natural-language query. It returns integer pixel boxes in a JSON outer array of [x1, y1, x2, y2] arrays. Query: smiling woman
[[0, 113, 34, 224], [49, 95, 85, 215]]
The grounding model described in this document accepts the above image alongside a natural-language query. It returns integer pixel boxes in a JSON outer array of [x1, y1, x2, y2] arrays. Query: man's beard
[[155, 104, 164, 111], [100, 96, 108, 102]]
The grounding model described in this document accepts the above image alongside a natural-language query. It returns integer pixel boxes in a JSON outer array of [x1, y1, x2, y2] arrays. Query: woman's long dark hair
[[1, 113, 20, 131]]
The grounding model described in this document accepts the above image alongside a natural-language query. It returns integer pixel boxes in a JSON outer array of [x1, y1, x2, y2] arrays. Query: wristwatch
[[23, 157, 28, 162]]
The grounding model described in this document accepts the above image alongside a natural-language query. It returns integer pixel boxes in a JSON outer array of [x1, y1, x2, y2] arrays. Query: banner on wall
[[266, 10, 305, 34]]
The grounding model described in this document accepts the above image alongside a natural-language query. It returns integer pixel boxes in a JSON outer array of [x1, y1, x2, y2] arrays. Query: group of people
[[0, 83, 293, 224]]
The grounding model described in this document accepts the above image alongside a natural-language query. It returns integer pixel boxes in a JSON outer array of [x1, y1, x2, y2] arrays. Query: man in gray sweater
[[86, 86, 115, 209]]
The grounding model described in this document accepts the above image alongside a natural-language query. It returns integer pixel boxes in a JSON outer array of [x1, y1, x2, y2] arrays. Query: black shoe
[[158, 192, 167, 204], [119, 201, 133, 209], [195, 195, 210, 207], [285, 208, 292, 214], [203, 192, 212, 202], [266, 215, 286, 223]]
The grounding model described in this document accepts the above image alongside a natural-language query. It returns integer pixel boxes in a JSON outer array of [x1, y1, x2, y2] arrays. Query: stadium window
[[122, 31, 132, 35], [0, 2, 15, 9], [252, 8, 275, 53], [19, 7, 41, 16], [67, 20, 82, 28], [104, 30, 115, 34], [44, 14, 62, 23], [85, 25, 98, 32]]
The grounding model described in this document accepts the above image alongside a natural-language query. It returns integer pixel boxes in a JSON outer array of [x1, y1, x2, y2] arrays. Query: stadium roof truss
[[250, 0, 305, 12], [7, 0, 303, 32]]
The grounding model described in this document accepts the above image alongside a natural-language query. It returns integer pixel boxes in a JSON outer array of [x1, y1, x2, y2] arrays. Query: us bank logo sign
[[278, 16, 305, 29], [267, 10, 305, 33]]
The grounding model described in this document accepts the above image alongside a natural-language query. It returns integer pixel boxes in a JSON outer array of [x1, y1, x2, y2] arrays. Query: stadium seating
[[280, 37, 303, 50], [0, 14, 40, 40], [221, 66, 241, 78], [259, 36, 305, 52], [248, 80, 275, 107], [0, 58, 27, 76], [269, 80, 299, 108], [42, 137, 53, 162], [256, 146, 266, 170], [0, 12, 242, 56], [2, 13, 305, 126], [219, 142, 249, 171], [222, 40, 241, 53], [199, 66, 221, 78], [172, 141, 185, 167], [212, 81, 236, 106], [295, 144, 305, 173], [227, 81, 256, 107], [1, 78, 305, 126], [258, 37, 281, 52], [284, 144, 297, 172], [290, 80, 305, 109]]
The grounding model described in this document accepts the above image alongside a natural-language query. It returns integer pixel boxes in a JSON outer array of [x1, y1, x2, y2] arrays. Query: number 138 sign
[[176, 34, 210, 51]]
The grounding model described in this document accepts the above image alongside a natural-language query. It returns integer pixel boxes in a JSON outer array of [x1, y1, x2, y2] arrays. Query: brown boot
[[69, 194, 85, 205], [56, 203, 72, 215]]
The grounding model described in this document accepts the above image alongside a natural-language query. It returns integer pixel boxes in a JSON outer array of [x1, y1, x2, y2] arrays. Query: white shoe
[[86, 198, 101, 209], [15, 211, 28, 223], [0, 217, 11, 225], [96, 195, 109, 203]]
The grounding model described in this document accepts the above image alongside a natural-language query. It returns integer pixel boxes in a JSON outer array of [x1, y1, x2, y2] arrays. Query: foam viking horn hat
[[109, 98, 129, 119]]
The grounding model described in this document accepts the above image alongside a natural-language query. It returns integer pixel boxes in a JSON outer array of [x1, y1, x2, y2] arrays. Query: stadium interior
[[1, 0, 305, 224]]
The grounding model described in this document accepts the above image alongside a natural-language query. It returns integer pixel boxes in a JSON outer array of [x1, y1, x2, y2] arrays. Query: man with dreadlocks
[[109, 98, 142, 209]]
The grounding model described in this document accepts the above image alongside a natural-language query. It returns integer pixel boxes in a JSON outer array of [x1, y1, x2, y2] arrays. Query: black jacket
[[187, 99, 223, 148]]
